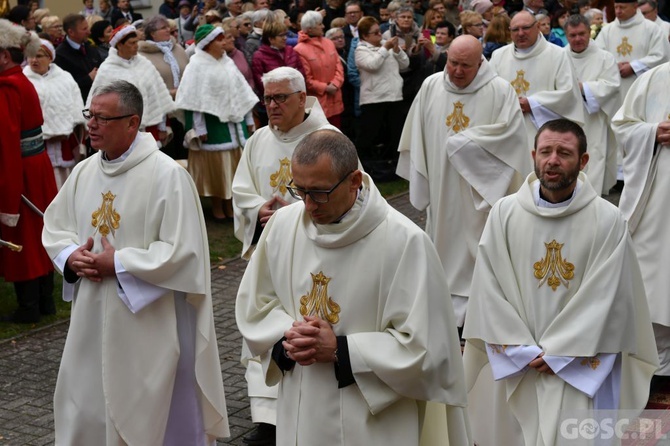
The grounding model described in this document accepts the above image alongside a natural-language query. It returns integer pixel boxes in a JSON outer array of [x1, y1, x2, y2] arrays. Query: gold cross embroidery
[[446, 101, 470, 133], [617, 37, 632, 57], [270, 157, 292, 196], [533, 240, 575, 291], [300, 271, 340, 324], [580, 357, 600, 370], [91, 191, 120, 237], [511, 70, 530, 97]]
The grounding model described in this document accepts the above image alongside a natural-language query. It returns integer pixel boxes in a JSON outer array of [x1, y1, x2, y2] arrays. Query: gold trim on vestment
[[446, 101, 470, 133], [270, 157, 292, 196], [300, 271, 340, 324], [533, 240, 574, 291], [617, 37, 632, 57], [511, 70, 530, 97], [91, 191, 120, 237]]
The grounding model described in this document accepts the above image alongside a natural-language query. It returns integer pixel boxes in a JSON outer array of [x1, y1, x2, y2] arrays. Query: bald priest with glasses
[[236, 129, 472, 446], [42, 80, 229, 445]]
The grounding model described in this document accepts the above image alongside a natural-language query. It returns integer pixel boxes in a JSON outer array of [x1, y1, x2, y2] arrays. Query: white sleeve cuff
[[544, 353, 616, 398], [0, 213, 20, 227], [630, 60, 649, 76], [115, 253, 168, 313], [528, 97, 562, 129], [486, 344, 542, 380], [582, 83, 601, 115], [192, 111, 208, 136], [55, 244, 81, 302]]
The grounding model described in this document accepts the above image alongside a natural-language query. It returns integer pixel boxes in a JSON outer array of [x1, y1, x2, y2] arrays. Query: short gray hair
[[262, 66, 306, 92], [293, 130, 358, 178], [583, 7, 602, 20], [396, 5, 414, 15], [325, 27, 344, 39], [143, 14, 169, 41], [252, 8, 270, 26], [563, 13, 590, 30], [92, 80, 143, 118], [534, 12, 548, 22], [225, 0, 237, 6], [301, 10, 323, 30], [638, 0, 657, 9]]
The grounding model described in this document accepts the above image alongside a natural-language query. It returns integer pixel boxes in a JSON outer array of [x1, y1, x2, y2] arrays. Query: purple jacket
[[251, 44, 304, 99]]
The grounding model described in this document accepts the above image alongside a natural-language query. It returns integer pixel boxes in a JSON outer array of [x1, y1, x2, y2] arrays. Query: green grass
[[0, 180, 408, 340]]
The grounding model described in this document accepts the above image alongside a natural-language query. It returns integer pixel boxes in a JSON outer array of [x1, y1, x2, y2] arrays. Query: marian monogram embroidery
[[91, 191, 120, 237], [489, 344, 508, 354], [580, 357, 601, 370], [511, 70, 530, 96], [533, 240, 575, 291], [617, 37, 632, 57], [299, 271, 340, 324], [446, 101, 470, 133], [270, 157, 292, 196]]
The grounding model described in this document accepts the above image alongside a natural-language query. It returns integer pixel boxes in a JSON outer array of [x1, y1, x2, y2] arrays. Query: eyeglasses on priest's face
[[262, 90, 301, 105], [82, 109, 134, 125], [286, 171, 355, 203]]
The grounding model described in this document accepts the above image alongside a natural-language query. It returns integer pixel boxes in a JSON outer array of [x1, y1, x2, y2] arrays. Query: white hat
[[109, 24, 137, 48], [39, 39, 56, 62]]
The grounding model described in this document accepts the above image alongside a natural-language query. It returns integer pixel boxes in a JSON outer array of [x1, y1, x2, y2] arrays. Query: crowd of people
[[3, 0, 670, 444]]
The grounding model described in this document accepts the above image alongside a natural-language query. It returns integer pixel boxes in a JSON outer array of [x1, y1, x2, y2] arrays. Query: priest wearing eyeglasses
[[236, 129, 472, 446]]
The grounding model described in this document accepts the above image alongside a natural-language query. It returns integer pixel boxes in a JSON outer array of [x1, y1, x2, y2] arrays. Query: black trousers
[[12, 271, 55, 322]]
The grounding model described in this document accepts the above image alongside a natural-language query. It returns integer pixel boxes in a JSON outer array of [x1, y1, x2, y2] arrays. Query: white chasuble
[[490, 37, 584, 153], [42, 132, 228, 445], [232, 97, 337, 260], [397, 60, 530, 323], [236, 174, 471, 446], [463, 173, 657, 446], [566, 44, 622, 195], [613, 62, 670, 328], [595, 10, 670, 97]]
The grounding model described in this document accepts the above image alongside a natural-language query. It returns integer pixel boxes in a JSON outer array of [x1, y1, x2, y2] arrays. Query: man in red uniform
[[0, 19, 58, 323]]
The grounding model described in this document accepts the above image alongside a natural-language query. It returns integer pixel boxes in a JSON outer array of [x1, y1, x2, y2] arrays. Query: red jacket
[[251, 44, 304, 100], [294, 32, 344, 118]]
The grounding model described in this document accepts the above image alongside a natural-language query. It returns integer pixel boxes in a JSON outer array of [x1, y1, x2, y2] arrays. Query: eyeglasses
[[241, 22, 252, 26], [346, 10, 362, 15], [263, 90, 300, 105], [82, 109, 134, 125], [510, 22, 536, 33], [287, 171, 355, 203], [366, 30, 382, 35], [469, 22, 484, 27]]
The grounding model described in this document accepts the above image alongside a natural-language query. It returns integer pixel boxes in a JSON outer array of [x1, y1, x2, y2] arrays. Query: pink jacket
[[251, 44, 304, 99], [294, 31, 344, 118]]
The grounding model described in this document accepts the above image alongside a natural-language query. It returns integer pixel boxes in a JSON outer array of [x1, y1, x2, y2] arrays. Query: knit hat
[[470, 0, 493, 14], [39, 38, 55, 61], [0, 19, 40, 57], [109, 24, 137, 48], [195, 24, 224, 50]]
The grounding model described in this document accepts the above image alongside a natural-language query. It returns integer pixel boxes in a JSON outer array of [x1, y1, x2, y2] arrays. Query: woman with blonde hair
[[482, 12, 509, 59], [41, 15, 64, 46], [422, 8, 444, 41], [459, 10, 484, 40]]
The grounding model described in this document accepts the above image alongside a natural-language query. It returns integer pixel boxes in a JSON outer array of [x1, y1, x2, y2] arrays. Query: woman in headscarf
[[23, 39, 87, 188], [176, 24, 258, 221]]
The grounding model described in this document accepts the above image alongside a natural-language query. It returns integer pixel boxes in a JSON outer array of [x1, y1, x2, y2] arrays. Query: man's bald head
[[446, 35, 483, 88], [510, 11, 539, 49]]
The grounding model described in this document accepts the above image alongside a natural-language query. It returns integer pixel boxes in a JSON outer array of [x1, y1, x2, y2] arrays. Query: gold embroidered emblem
[[533, 240, 575, 291], [617, 37, 632, 57], [269, 157, 292, 196], [580, 357, 601, 370], [445, 101, 470, 133], [299, 271, 340, 324], [489, 344, 508, 354], [511, 70, 530, 97], [91, 191, 120, 237]]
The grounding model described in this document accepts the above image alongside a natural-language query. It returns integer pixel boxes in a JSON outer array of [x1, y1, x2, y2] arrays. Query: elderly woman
[[294, 11, 344, 128], [222, 21, 255, 90], [24, 40, 86, 188], [90, 19, 112, 60], [41, 15, 64, 46], [88, 24, 176, 147], [176, 25, 258, 221], [460, 10, 485, 40], [355, 16, 409, 180], [326, 26, 357, 140], [251, 12, 304, 126]]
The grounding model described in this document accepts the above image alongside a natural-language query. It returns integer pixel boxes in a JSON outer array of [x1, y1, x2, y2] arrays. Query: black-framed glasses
[[82, 109, 134, 125], [263, 91, 300, 105], [510, 22, 536, 33], [287, 171, 355, 203]]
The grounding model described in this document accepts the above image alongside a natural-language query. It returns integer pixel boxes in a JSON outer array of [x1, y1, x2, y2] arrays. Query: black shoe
[[242, 423, 276, 445], [2, 309, 41, 324]]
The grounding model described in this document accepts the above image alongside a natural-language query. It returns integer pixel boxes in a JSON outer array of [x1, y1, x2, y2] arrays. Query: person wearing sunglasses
[[236, 129, 471, 446]]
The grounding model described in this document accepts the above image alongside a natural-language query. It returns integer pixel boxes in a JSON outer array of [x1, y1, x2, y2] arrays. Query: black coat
[[54, 40, 103, 102], [109, 8, 143, 27]]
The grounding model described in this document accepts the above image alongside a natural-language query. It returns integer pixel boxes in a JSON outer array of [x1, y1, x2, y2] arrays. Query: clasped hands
[[528, 351, 555, 375], [66, 236, 116, 283], [283, 315, 337, 366]]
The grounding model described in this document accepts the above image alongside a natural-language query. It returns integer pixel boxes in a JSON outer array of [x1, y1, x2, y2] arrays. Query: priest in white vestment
[[236, 130, 472, 446], [231, 67, 337, 445], [595, 0, 669, 98], [397, 35, 530, 329], [639, 0, 670, 40], [463, 119, 658, 446], [42, 81, 229, 446], [612, 62, 670, 377], [489, 11, 584, 155], [564, 15, 622, 195]]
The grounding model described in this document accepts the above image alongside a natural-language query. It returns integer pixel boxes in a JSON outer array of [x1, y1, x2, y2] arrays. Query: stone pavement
[[0, 192, 425, 446]]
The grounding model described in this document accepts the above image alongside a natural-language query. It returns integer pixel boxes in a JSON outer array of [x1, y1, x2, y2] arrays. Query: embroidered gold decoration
[[270, 157, 292, 196], [91, 191, 120, 237], [580, 357, 601, 370], [533, 240, 575, 291], [489, 344, 508, 354], [299, 271, 340, 324], [511, 70, 530, 97], [445, 101, 470, 133], [617, 37, 632, 57]]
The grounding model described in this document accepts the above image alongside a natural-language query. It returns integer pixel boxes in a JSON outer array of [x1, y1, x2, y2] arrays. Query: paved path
[[0, 193, 425, 446]]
